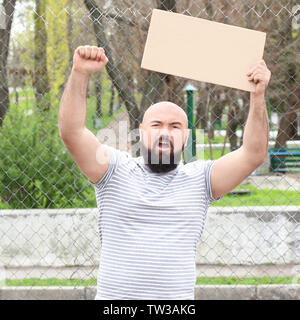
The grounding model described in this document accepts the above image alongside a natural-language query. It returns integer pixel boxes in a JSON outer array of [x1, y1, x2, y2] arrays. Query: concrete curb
[[1, 285, 300, 300], [195, 285, 257, 300], [0, 286, 87, 300]]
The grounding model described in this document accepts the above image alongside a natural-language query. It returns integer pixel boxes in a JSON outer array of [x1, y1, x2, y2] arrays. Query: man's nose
[[159, 126, 171, 136]]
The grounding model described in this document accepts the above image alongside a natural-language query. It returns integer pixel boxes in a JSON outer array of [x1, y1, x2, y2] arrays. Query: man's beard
[[140, 138, 183, 173]]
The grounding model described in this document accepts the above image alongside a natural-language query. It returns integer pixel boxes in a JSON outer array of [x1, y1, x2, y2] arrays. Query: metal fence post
[[183, 84, 197, 162]]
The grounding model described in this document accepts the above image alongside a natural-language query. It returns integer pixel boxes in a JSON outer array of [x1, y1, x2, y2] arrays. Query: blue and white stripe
[[90, 145, 222, 300]]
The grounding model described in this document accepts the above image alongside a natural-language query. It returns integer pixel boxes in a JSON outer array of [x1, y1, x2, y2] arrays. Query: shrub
[[0, 101, 96, 209]]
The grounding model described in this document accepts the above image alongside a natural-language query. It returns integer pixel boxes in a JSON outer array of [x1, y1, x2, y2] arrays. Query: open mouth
[[158, 140, 171, 150]]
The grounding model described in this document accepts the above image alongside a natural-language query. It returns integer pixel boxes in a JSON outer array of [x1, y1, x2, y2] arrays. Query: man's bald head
[[142, 101, 188, 128]]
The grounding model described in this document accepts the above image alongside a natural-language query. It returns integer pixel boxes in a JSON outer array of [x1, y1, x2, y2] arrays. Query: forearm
[[58, 68, 90, 138], [242, 93, 269, 163]]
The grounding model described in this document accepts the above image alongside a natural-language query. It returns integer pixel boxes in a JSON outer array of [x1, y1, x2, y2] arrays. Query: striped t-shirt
[[90, 145, 223, 300]]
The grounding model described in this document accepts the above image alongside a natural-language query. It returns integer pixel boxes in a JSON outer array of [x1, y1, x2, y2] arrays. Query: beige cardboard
[[141, 9, 266, 92]]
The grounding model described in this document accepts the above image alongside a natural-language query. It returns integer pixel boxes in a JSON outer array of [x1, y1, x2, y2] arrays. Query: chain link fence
[[0, 0, 300, 299]]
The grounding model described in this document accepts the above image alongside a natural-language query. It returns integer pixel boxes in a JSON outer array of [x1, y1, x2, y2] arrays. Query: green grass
[[198, 148, 231, 161], [5, 278, 97, 287], [211, 183, 300, 207], [196, 135, 232, 145], [196, 276, 300, 285], [4, 276, 300, 287]]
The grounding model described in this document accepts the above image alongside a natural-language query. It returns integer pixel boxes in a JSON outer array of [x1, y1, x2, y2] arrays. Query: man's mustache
[[153, 136, 173, 148]]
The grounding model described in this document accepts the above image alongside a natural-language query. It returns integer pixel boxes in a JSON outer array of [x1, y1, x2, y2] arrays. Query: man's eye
[[151, 124, 159, 127]]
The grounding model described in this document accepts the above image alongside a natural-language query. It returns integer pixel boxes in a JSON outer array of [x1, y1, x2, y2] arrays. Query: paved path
[[247, 175, 300, 191]]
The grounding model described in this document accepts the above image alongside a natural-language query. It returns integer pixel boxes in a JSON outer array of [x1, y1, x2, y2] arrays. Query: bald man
[[59, 46, 271, 300]]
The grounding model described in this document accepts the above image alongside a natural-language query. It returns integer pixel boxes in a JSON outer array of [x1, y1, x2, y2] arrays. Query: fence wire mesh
[[0, 0, 300, 299]]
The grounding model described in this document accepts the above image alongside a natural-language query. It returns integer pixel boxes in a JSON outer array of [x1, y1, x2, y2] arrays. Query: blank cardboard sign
[[141, 9, 266, 92]]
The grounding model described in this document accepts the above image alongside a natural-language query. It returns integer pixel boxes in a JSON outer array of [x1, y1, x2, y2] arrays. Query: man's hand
[[247, 59, 271, 96], [72, 45, 109, 76]]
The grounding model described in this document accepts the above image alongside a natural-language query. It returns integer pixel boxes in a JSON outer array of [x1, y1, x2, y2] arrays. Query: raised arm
[[58, 45, 109, 184], [210, 59, 271, 199]]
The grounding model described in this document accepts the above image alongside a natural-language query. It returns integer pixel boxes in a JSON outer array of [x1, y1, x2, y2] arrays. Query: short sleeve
[[89, 145, 131, 190], [203, 160, 223, 204]]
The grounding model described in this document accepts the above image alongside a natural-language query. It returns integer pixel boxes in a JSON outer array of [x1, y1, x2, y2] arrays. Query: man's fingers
[[84, 45, 91, 59], [247, 69, 257, 80], [78, 46, 88, 59], [254, 73, 263, 84], [90, 46, 98, 60], [248, 72, 263, 83], [96, 47, 105, 61], [75, 45, 107, 65], [85, 46, 105, 61], [248, 70, 258, 81], [246, 59, 270, 89], [76, 46, 84, 58], [87, 46, 104, 61]]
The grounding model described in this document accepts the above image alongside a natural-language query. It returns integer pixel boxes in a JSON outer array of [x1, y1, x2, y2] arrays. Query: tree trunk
[[275, 86, 300, 148], [274, 61, 299, 147], [157, 0, 176, 10], [14, 85, 18, 105], [273, 3, 299, 148], [0, 0, 16, 127], [109, 81, 115, 117], [118, 93, 123, 110], [208, 94, 225, 140], [33, 0, 50, 113], [239, 91, 250, 147], [227, 103, 240, 151], [95, 75, 102, 118], [84, 0, 140, 131], [153, 0, 180, 107], [139, 70, 167, 115], [67, 0, 74, 69]]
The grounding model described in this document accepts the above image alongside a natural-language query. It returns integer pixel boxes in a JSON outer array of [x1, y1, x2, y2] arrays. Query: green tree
[[0, 0, 17, 127], [46, 0, 70, 106], [34, 0, 50, 113]]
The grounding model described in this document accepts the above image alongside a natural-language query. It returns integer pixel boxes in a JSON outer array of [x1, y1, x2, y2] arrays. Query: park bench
[[268, 148, 300, 173]]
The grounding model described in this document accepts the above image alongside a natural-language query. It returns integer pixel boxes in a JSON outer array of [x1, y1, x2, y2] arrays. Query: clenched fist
[[72, 45, 109, 76], [247, 59, 271, 96]]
